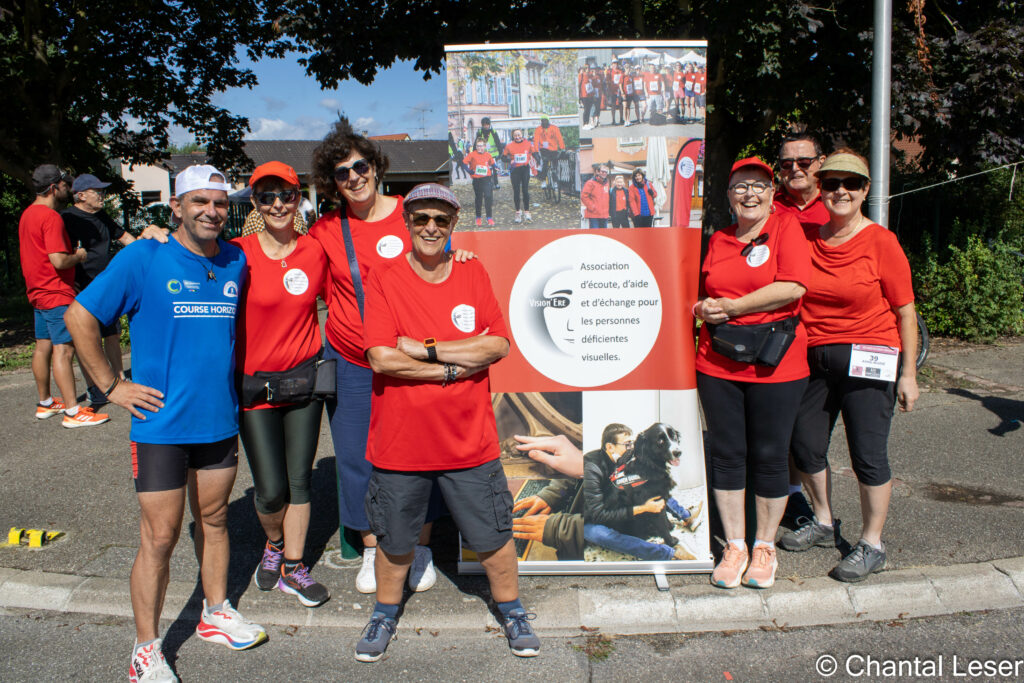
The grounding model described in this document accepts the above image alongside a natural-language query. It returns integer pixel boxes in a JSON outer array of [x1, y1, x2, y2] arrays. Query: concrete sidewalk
[[1, 338, 1021, 635]]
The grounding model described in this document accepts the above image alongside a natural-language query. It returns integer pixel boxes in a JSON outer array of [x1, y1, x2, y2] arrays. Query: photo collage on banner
[[445, 41, 711, 574]]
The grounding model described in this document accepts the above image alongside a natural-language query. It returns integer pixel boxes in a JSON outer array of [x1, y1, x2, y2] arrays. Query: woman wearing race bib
[[462, 139, 496, 227], [693, 157, 810, 590], [502, 129, 535, 224], [233, 161, 330, 608], [783, 149, 918, 583]]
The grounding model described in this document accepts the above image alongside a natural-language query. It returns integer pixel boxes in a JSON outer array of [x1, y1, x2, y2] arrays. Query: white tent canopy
[[679, 50, 706, 65], [617, 47, 661, 60]]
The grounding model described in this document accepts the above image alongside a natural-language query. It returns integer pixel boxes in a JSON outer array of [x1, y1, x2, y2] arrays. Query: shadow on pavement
[[946, 387, 1024, 436]]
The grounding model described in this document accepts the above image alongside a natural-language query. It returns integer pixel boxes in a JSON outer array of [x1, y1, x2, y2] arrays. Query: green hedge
[[912, 236, 1024, 341]]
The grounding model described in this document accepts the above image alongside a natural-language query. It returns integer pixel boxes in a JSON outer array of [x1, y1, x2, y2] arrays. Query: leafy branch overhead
[[0, 0, 292, 186]]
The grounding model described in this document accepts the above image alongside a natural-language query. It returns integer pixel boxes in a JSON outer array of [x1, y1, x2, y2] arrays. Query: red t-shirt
[[504, 140, 535, 167], [363, 258, 509, 471], [802, 223, 915, 349], [643, 72, 661, 95], [684, 72, 697, 92], [695, 74, 707, 95], [773, 191, 830, 232], [308, 199, 410, 366], [463, 151, 494, 178], [18, 204, 75, 309], [696, 212, 810, 382], [232, 233, 327, 410]]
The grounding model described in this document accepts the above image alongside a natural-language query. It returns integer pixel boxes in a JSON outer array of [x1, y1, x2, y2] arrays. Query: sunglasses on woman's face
[[254, 189, 299, 206], [409, 212, 453, 228], [740, 232, 769, 256], [820, 176, 867, 192], [779, 157, 818, 171], [333, 159, 371, 183]]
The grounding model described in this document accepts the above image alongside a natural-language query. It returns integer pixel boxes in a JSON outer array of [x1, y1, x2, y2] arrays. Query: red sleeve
[[362, 268, 399, 354], [772, 213, 811, 287], [877, 228, 915, 307], [41, 213, 72, 255]]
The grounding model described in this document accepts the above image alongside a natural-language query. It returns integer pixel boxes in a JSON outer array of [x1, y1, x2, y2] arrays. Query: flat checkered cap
[[404, 183, 460, 210]]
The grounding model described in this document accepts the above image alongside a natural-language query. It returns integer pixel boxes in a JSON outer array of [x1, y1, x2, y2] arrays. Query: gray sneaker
[[354, 612, 397, 662], [831, 540, 886, 583], [501, 608, 540, 657], [778, 517, 836, 552]]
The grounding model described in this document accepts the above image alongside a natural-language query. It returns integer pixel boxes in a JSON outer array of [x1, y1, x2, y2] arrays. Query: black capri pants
[[472, 176, 494, 218], [697, 373, 808, 498], [239, 399, 324, 514], [791, 344, 896, 487], [510, 165, 531, 210]]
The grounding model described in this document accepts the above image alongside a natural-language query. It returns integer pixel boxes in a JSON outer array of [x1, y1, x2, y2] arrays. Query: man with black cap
[[19, 164, 109, 428], [62, 173, 168, 405], [355, 182, 540, 663]]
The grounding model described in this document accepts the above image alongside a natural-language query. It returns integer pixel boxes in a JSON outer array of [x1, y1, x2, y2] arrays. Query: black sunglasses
[[254, 189, 299, 205], [740, 232, 769, 256], [408, 212, 453, 228], [820, 176, 867, 192], [333, 159, 371, 183], [780, 157, 818, 171]]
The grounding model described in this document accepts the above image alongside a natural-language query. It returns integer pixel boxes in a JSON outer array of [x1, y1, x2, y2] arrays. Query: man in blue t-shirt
[[65, 165, 266, 682]]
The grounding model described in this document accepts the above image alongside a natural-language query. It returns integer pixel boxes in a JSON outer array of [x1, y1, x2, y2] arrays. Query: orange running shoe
[[711, 542, 748, 589], [742, 544, 779, 589], [62, 405, 110, 429], [35, 397, 66, 419]]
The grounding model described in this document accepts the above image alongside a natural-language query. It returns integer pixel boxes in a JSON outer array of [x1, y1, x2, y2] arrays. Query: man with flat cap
[[62, 173, 168, 405], [355, 182, 540, 662], [66, 164, 266, 683]]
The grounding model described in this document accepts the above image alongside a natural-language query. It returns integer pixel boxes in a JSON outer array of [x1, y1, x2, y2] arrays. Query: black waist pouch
[[708, 316, 798, 367], [240, 352, 325, 407]]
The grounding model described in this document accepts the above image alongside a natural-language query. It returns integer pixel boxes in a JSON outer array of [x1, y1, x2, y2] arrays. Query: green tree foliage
[[913, 236, 1024, 340], [0, 0, 291, 190], [282, 0, 1022, 232]]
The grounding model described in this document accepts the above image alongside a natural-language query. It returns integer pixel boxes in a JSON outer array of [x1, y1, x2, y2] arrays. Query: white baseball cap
[[174, 164, 231, 197]]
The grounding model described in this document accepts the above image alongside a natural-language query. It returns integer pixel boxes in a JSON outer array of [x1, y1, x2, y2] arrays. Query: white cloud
[[353, 117, 378, 134], [319, 98, 341, 111], [246, 117, 330, 140]]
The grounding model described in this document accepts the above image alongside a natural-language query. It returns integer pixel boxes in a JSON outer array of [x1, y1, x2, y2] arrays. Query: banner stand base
[[653, 569, 670, 591]]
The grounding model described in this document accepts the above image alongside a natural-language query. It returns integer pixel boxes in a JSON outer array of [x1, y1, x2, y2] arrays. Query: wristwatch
[[423, 338, 438, 363]]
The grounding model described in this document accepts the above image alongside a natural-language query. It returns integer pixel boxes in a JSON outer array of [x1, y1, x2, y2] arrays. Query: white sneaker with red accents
[[196, 599, 267, 650], [128, 639, 177, 682]]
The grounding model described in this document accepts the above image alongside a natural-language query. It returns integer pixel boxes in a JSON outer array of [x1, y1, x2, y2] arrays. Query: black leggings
[[610, 210, 629, 228], [633, 214, 653, 227], [791, 344, 896, 486], [697, 372, 808, 498], [472, 176, 494, 218], [510, 165, 530, 210], [239, 400, 324, 514]]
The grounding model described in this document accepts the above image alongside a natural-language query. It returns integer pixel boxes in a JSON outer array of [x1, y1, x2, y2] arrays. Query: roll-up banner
[[445, 41, 710, 575]]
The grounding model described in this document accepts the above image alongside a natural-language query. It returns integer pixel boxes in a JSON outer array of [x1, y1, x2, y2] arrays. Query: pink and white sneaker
[[196, 599, 267, 650]]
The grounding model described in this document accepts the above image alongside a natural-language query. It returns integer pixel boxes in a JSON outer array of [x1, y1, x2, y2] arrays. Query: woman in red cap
[[232, 160, 330, 607], [692, 157, 811, 590]]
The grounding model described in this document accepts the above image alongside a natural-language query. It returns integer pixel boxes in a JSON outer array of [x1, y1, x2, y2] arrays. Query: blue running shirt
[[76, 237, 247, 444]]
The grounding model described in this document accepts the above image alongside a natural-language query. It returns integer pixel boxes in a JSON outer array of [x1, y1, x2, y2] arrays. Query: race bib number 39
[[848, 344, 899, 382]]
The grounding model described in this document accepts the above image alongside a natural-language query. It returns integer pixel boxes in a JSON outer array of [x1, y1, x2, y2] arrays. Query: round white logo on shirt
[[282, 268, 309, 295], [222, 281, 239, 297], [451, 304, 476, 333], [376, 235, 404, 258], [746, 245, 770, 268]]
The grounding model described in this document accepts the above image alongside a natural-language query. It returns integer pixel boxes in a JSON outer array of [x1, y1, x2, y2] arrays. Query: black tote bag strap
[[339, 214, 365, 320]]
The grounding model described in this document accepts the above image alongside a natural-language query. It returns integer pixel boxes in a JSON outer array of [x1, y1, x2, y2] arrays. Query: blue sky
[[203, 52, 450, 143]]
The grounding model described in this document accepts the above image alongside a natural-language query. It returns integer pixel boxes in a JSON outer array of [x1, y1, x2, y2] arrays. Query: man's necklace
[[184, 248, 218, 281]]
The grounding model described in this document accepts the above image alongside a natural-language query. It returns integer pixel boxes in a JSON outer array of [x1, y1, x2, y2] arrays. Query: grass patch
[[571, 632, 615, 661]]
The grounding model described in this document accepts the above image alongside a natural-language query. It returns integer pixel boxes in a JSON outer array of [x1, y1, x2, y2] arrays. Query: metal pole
[[868, 0, 892, 226]]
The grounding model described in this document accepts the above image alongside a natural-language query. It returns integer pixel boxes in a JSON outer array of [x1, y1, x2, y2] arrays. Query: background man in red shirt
[[774, 132, 830, 231], [18, 164, 108, 428]]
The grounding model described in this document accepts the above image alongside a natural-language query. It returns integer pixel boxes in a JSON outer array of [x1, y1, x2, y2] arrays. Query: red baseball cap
[[729, 156, 774, 183], [249, 161, 299, 187]]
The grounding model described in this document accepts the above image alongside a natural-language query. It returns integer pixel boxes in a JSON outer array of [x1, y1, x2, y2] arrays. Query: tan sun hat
[[815, 152, 870, 180]]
